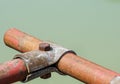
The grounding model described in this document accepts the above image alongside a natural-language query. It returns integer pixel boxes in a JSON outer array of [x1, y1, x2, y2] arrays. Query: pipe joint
[[13, 42, 76, 82]]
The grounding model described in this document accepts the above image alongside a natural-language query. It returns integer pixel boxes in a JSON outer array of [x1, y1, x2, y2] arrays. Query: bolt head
[[39, 43, 51, 51]]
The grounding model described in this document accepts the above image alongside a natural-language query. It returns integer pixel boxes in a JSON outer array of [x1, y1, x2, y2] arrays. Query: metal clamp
[[14, 42, 76, 82], [110, 76, 120, 84]]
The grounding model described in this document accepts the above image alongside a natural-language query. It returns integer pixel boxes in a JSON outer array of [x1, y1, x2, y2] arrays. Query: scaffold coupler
[[13, 42, 76, 82]]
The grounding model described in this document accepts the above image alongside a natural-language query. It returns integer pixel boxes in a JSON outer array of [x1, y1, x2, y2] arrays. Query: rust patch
[[12, 60, 19, 67], [39, 43, 51, 51], [0, 63, 11, 79]]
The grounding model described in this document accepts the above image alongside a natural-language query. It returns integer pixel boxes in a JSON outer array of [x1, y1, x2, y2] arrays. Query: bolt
[[40, 73, 51, 79], [39, 43, 51, 79], [39, 43, 51, 51]]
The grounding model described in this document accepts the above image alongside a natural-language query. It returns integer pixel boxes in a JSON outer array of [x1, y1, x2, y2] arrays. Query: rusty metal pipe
[[0, 59, 27, 84], [3, 28, 120, 84]]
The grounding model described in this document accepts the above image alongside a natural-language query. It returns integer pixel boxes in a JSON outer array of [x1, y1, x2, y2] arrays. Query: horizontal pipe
[[57, 53, 119, 84], [3, 28, 120, 84]]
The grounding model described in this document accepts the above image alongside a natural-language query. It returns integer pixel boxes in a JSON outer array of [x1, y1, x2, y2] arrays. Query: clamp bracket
[[14, 42, 76, 82]]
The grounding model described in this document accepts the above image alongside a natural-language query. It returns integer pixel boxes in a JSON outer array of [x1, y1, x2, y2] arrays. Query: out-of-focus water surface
[[0, 0, 120, 84]]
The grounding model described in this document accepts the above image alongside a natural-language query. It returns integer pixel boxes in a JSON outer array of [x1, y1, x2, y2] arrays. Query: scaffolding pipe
[[1, 28, 120, 84], [0, 59, 27, 84]]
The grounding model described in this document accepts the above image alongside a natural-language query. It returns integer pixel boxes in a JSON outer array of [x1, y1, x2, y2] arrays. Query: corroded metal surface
[[39, 43, 52, 79], [0, 59, 27, 84], [14, 42, 75, 82], [4, 28, 42, 52], [4, 28, 120, 84], [39, 43, 51, 51], [57, 53, 120, 84]]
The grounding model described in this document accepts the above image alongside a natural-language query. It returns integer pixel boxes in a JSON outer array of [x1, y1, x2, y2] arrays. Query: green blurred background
[[0, 0, 120, 84]]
